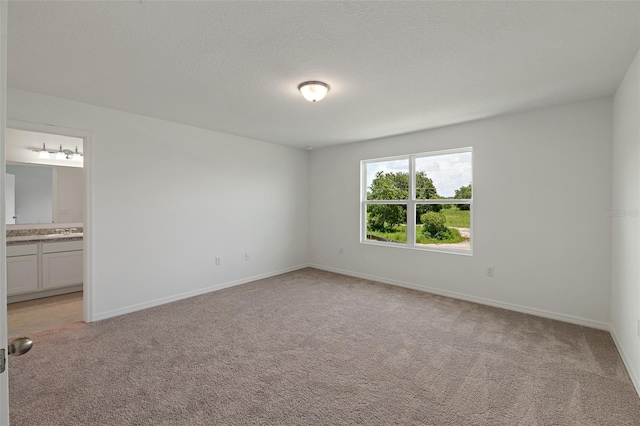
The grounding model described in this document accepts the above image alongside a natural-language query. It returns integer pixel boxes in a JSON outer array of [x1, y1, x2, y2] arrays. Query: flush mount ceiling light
[[298, 81, 330, 102]]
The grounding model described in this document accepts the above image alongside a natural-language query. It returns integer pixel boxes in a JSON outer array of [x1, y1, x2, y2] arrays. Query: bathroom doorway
[[5, 122, 90, 337]]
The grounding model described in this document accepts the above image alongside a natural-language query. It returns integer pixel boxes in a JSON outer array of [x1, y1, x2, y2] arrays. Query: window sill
[[360, 240, 473, 256]]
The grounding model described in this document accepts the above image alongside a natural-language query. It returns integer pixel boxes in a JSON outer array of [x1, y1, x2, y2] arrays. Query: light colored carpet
[[8, 268, 640, 425]]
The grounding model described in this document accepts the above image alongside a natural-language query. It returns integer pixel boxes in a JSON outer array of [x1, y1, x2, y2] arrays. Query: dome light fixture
[[298, 81, 330, 102]]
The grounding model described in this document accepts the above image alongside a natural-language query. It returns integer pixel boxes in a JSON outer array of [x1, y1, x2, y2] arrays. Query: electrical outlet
[[486, 266, 495, 277], [637, 319, 640, 338], [215, 257, 221, 266], [339, 247, 344, 255], [58, 208, 69, 216], [245, 253, 250, 261]]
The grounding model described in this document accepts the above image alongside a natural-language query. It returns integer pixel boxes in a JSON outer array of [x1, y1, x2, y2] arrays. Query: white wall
[[6, 164, 53, 224], [611, 49, 640, 394], [7, 88, 309, 320], [309, 98, 613, 328], [54, 166, 84, 223]]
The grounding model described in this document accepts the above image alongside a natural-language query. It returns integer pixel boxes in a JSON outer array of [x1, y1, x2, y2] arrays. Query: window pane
[[366, 159, 409, 200], [415, 152, 472, 200], [366, 204, 407, 244], [415, 204, 470, 250]]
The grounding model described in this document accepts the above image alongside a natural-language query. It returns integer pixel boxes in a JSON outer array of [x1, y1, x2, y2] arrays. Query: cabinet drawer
[[7, 244, 38, 257], [7, 255, 39, 295], [42, 250, 83, 289], [43, 240, 83, 254]]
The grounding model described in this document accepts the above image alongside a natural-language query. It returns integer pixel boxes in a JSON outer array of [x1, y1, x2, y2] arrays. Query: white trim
[[360, 240, 472, 256], [360, 160, 367, 238], [360, 147, 473, 255], [360, 146, 473, 166], [308, 264, 610, 331], [610, 326, 640, 398], [407, 155, 416, 244], [82, 133, 93, 323], [92, 264, 310, 322], [365, 198, 472, 205], [0, 1, 9, 423]]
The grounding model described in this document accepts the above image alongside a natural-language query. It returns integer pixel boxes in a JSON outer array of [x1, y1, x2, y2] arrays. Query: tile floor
[[8, 291, 83, 337]]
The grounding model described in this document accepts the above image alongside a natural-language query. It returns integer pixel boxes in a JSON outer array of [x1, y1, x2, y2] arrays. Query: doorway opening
[[5, 123, 90, 337]]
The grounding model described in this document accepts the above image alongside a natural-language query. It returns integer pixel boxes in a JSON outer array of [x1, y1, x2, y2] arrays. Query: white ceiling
[[7, 1, 640, 149]]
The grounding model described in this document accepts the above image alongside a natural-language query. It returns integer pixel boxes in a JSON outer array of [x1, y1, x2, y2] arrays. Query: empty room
[[0, 1, 639, 425]]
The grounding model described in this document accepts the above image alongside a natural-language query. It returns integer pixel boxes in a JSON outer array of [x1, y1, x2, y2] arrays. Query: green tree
[[367, 171, 408, 200], [367, 171, 442, 229], [367, 171, 407, 232], [367, 204, 406, 232], [415, 171, 442, 220], [415, 171, 438, 200], [454, 184, 472, 210], [421, 211, 450, 240]]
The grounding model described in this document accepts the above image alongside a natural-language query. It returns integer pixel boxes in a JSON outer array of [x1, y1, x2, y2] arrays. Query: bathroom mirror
[[5, 127, 84, 226], [6, 163, 84, 225]]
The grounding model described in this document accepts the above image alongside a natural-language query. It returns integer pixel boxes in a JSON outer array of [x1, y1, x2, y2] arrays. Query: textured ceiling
[[7, 1, 640, 148]]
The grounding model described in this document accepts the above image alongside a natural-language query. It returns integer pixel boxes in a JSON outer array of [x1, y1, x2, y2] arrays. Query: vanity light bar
[[32, 144, 83, 161]]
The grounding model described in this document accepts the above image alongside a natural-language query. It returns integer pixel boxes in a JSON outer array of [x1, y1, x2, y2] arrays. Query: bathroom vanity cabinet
[[7, 244, 38, 295], [7, 239, 83, 302]]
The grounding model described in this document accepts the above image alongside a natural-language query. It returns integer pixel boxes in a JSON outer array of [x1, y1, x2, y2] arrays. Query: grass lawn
[[367, 228, 407, 244], [440, 207, 470, 228], [366, 207, 470, 244], [367, 224, 467, 245]]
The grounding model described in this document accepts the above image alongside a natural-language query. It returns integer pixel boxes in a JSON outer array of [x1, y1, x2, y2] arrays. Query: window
[[361, 148, 472, 254]]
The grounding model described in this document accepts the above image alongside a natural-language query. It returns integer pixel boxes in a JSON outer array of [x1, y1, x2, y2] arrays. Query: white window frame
[[360, 147, 473, 255]]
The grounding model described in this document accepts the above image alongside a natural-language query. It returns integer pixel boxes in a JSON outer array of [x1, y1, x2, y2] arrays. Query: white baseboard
[[308, 264, 610, 331], [89, 262, 638, 398], [610, 326, 640, 398], [91, 264, 310, 322]]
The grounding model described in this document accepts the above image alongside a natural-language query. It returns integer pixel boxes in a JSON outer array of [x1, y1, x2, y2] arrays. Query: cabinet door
[[42, 250, 83, 289], [7, 255, 39, 295]]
